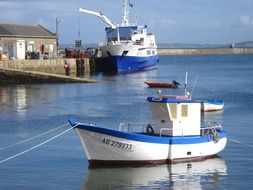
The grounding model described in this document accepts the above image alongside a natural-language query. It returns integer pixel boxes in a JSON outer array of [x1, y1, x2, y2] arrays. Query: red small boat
[[145, 80, 180, 88]]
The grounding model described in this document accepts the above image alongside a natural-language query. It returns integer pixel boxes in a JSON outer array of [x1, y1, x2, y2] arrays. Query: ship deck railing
[[119, 121, 223, 137]]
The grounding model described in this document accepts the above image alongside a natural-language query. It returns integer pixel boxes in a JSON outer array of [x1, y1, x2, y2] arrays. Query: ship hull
[[71, 122, 227, 167], [96, 55, 159, 73], [97, 43, 159, 73]]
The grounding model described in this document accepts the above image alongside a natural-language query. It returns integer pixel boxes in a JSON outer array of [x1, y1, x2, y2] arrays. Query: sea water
[[0, 54, 253, 189]]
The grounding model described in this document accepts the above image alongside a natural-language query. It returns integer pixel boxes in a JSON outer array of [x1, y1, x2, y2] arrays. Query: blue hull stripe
[[99, 55, 159, 72], [147, 97, 197, 103], [203, 99, 224, 105], [74, 123, 227, 145]]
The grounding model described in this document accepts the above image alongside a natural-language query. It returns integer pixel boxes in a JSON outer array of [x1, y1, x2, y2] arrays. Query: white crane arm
[[79, 8, 116, 29]]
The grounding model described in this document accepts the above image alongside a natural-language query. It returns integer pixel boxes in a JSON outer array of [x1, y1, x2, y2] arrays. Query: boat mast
[[122, 0, 130, 26]]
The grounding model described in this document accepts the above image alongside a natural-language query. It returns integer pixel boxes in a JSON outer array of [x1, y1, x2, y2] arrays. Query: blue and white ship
[[79, 0, 159, 73]]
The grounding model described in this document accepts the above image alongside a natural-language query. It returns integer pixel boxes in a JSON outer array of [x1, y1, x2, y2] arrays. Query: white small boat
[[200, 99, 224, 112], [69, 96, 227, 167]]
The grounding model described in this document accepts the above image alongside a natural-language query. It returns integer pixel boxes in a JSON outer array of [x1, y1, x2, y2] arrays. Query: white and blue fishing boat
[[79, 0, 159, 73], [69, 96, 227, 166], [200, 99, 224, 112]]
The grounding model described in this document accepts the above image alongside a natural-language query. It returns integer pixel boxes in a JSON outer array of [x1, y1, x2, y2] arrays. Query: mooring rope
[[0, 123, 78, 164], [229, 137, 253, 149], [0, 123, 69, 151]]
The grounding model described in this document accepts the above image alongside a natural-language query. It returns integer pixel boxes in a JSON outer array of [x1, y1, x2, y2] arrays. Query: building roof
[[0, 24, 56, 38]]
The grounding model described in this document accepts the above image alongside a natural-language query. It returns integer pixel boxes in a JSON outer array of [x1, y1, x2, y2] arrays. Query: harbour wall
[[158, 48, 253, 55], [0, 58, 95, 75], [0, 58, 97, 84], [0, 67, 98, 84]]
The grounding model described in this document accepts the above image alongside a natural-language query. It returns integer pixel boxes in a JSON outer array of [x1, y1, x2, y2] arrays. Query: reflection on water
[[82, 157, 227, 190], [15, 87, 27, 113], [0, 86, 28, 115]]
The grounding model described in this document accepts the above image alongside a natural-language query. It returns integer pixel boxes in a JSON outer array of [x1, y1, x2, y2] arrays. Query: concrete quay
[[0, 58, 97, 84], [158, 48, 253, 55], [0, 68, 98, 84]]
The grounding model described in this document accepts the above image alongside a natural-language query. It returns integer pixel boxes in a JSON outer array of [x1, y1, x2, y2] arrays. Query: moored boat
[[79, 0, 159, 73], [69, 95, 227, 167], [156, 72, 224, 112], [145, 80, 180, 88], [200, 99, 224, 112]]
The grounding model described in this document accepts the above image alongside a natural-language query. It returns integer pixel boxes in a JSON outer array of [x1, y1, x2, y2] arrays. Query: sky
[[1, 0, 253, 45]]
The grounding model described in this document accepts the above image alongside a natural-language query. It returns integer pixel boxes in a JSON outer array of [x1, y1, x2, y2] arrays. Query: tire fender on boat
[[146, 124, 155, 136]]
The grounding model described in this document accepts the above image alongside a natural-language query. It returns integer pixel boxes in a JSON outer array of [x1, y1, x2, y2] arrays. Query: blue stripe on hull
[[203, 99, 224, 105], [97, 55, 159, 73], [74, 123, 227, 145]]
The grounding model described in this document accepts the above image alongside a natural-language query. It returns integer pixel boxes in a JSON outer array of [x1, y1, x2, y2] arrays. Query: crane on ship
[[79, 0, 132, 29], [79, 8, 116, 29]]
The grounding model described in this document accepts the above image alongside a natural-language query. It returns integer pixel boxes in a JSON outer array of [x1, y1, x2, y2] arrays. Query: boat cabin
[[105, 26, 147, 43], [147, 97, 201, 136]]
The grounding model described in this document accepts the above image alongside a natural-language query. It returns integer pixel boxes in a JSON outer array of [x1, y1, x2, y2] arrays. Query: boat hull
[[96, 55, 159, 73], [97, 43, 159, 73], [74, 123, 227, 166], [145, 81, 179, 88]]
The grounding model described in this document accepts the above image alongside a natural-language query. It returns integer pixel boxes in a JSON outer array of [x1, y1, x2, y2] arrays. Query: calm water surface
[[0, 54, 253, 189]]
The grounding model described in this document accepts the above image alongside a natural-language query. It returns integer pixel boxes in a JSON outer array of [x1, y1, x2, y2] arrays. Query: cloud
[[240, 15, 253, 26]]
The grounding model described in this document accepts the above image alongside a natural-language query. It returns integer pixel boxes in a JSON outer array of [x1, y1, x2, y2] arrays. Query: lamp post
[[56, 17, 61, 50]]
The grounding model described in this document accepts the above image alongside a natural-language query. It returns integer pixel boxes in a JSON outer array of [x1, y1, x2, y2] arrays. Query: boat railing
[[119, 123, 153, 133], [207, 121, 222, 128], [159, 128, 172, 137], [200, 121, 223, 136], [159, 122, 223, 137], [158, 128, 198, 137], [119, 122, 223, 137], [100, 40, 134, 46]]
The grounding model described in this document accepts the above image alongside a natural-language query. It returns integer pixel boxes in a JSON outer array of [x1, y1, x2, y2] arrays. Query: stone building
[[0, 23, 57, 60]]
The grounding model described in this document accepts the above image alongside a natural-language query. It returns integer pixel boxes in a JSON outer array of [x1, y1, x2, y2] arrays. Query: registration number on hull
[[102, 138, 133, 150]]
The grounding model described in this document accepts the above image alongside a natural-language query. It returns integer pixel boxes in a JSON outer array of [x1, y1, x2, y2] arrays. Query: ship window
[[147, 50, 151, 55], [181, 105, 188, 117], [120, 37, 128, 41]]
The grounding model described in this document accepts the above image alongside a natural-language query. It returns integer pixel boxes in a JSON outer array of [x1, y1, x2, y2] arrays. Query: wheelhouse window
[[181, 105, 188, 117]]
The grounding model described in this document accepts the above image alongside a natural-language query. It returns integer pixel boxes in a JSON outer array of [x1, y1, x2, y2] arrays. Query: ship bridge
[[105, 26, 147, 43]]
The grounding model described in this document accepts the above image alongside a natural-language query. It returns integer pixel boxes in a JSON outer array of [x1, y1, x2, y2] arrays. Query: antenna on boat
[[122, 0, 131, 26], [190, 76, 198, 100], [184, 72, 188, 97]]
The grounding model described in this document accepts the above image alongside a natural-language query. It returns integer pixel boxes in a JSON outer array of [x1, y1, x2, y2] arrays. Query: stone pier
[[0, 58, 97, 84]]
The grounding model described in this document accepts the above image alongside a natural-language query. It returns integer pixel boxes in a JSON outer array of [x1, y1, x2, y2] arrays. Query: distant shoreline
[[158, 48, 253, 55]]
